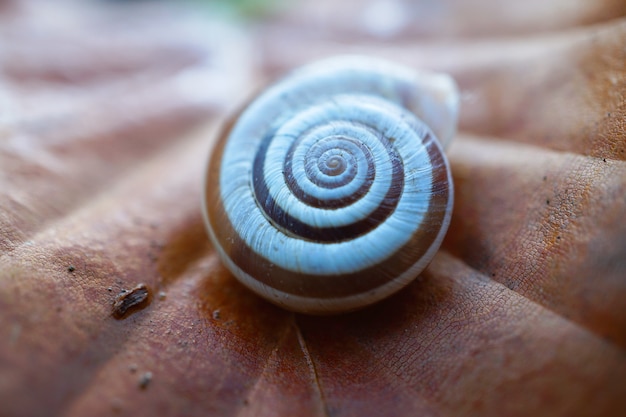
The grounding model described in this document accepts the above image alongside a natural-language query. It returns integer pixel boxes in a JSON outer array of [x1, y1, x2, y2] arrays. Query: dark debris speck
[[138, 372, 153, 390], [112, 283, 151, 319]]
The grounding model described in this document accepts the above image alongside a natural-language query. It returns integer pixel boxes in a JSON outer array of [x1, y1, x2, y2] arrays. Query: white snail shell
[[203, 56, 459, 314]]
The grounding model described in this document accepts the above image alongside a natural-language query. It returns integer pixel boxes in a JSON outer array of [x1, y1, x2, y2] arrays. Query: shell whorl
[[203, 56, 458, 314]]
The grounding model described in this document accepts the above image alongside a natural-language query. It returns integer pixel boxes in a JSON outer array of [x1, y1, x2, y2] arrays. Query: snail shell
[[203, 56, 458, 314]]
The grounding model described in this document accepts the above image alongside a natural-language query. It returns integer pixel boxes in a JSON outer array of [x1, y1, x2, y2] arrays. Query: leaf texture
[[0, 1, 625, 416]]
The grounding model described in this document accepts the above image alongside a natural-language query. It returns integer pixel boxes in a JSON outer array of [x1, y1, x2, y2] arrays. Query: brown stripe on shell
[[251, 125, 404, 242], [205, 124, 450, 300], [285, 135, 376, 208]]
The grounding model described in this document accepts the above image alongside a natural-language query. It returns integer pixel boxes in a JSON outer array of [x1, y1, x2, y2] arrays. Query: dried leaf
[[0, 1, 624, 416]]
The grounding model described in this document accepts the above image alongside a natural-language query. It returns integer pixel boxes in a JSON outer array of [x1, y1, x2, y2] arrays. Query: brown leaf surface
[[1, 1, 625, 417]]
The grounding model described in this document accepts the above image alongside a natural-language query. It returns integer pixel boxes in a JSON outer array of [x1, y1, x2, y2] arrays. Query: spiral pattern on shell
[[203, 56, 459, 314]]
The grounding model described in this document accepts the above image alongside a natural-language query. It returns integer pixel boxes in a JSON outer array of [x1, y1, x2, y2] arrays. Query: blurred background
[[3, 0, 625, 134]]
